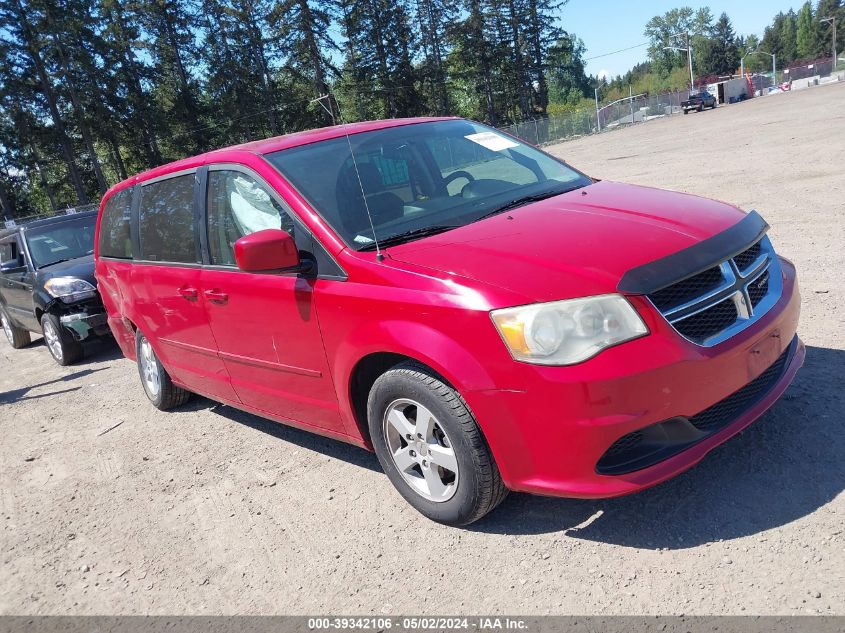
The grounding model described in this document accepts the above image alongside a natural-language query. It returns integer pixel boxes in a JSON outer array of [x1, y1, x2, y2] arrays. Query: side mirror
[[0, 260, 26, 275], [234, 229, 304, 273]]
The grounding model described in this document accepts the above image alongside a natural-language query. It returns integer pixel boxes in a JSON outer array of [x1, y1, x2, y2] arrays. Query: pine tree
[[449, 0, 498, 124], [415, 0, 455, 115], [704, 12, 740, 75], [270, 0, 340, 126], [796, 1, 821, 59], [524, 0, 565, 115], [1, 0, 91, 204], [546, 33, 589, 105], [141, 0, 207, 155], [780, 10, 799, 64]]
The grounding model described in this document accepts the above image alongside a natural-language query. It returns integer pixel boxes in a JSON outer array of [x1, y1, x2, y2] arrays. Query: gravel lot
[[1, 82, 843, 616]]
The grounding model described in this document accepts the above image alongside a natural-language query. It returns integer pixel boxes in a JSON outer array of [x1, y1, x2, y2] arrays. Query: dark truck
[[0, 210, 110, 365], [682, 90, 717, 113]]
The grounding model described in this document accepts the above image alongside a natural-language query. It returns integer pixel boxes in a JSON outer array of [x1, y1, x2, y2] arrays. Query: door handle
[[178, 286, 198, 301], [204, 289, 229, 305]]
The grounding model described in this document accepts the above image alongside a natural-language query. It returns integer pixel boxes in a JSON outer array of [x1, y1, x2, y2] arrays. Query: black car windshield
[[24, 215, 96, 268], [265, 119, 592, 250]]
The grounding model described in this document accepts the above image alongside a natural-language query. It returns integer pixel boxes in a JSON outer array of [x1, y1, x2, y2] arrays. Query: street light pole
[[820, 17, 837, 71], [664, 33, 694, 90], [743, 49, 777, 92]]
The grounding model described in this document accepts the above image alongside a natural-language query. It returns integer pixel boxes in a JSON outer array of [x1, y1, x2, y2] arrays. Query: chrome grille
[[646, 236, 782, 346]]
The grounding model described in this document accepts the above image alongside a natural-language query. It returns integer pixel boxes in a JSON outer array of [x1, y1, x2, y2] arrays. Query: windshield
[[24, 215, 96, 268], [265, 120, 592, 249]]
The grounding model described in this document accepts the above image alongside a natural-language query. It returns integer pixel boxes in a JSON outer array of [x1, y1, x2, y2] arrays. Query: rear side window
[[99, 188, 133, 259], [139, 174, 197, 263]]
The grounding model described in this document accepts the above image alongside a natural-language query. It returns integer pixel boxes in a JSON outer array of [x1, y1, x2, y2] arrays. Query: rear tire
[[367, 360, 508, 526], [40, 313, 82, 366], [1, 308, 31, 349], [135, 330, 191, 410]]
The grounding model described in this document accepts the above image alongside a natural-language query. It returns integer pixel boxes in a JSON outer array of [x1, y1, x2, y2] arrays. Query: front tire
[[1, 308, 31, 349], [41, 313, 82, 365], [135, 330, 191, 410], [368, 361, 507, 526]]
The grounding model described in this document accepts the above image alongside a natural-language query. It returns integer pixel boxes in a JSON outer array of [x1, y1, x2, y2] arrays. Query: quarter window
[[138, 174, 197, 263], [207, 170, 295, 266], [98, 188, 133, 259]]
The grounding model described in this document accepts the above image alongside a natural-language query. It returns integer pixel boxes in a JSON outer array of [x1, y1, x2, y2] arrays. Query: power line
[[585, 42, 649, 62]]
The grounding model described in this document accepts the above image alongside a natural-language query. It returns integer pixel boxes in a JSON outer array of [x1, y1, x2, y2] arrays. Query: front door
[[0, 235, 38, 331], [200, 166, 342, 432]]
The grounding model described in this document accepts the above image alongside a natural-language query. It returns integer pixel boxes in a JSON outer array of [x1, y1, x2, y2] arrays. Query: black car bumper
[[60, 310, 110, 340]]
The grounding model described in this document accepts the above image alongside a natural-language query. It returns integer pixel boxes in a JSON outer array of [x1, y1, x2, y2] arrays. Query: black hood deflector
[[617, 210, 769, 295]]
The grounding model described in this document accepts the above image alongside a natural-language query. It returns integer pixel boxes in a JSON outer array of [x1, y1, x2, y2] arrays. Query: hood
[[36, 254, 97, 286], [387, 180, 746, 302]]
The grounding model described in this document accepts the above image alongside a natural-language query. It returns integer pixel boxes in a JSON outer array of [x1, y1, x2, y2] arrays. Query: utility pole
[[629, 85, 634, 124], [594, 88, 601, 132], [820, 16, 837, 72], [686, 32, 694, 90]]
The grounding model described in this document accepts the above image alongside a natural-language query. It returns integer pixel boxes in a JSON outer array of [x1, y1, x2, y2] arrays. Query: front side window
[[0, 238, 16, 264], [25, 216, 96, 268], [266, 119, 591, 249], [138, 174, 197, 263], [99, 187, 133, 259], [206, 170, 295, 266]]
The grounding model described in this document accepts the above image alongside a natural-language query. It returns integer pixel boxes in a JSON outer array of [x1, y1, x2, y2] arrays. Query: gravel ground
[[1, 82, 843, 615]]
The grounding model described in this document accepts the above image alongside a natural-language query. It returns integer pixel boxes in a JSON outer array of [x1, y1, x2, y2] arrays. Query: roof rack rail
[[3, 203, 98, 229]]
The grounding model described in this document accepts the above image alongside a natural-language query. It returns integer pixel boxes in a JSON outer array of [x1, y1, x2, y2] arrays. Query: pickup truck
[[682, 90, 717, 113], [0, 210, 110, 365]]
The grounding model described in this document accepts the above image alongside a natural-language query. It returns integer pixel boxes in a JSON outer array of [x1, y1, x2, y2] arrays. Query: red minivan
[[95, 118, 803, 525]]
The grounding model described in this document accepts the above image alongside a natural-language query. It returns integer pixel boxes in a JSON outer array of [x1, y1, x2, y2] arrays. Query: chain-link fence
[[784, 57, 836, 82], [498, 89, 692, 147], [501, 56, 844, 148]]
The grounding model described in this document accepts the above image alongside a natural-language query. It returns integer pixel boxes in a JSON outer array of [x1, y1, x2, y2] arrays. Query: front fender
[[32, 289, 53, 314], [336, 318, 499, 399], [329, 317, 531, 485]]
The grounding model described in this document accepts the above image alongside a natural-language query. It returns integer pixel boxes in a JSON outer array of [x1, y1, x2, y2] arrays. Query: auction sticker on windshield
[[464, 131, 519, 151]]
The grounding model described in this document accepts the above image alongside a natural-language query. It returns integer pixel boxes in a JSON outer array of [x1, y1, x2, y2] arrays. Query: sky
[[558, 1, 800, 79]]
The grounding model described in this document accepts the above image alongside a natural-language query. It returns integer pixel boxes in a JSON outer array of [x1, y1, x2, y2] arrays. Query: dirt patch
[[1, 83, 843, 615]]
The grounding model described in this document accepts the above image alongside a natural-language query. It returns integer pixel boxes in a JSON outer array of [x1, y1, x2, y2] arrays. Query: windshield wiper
[[39, 258, 73, 268], [476, 187, 578, 221], [359, 225, 461, 250]]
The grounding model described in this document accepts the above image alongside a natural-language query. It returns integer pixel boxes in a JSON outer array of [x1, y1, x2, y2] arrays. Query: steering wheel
[[443, 170, 476, 188]]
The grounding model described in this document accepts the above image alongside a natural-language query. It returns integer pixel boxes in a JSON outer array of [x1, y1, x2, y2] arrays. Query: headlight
[[43, 277, 97, 303], [490, 294, 648, 365]]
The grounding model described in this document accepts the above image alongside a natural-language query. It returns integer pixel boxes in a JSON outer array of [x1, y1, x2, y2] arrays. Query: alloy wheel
[[383, 398, 459, 502], [42, 319, 63, 361], [139, 337, 161, 398]]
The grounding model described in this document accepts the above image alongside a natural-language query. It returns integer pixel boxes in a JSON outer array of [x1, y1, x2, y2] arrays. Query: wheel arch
[[338, 320, 499, 446]]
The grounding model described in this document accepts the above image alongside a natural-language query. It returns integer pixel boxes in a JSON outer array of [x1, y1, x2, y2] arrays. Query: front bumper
[[59, 310, 109, 341], [467, 257, 802, 498]]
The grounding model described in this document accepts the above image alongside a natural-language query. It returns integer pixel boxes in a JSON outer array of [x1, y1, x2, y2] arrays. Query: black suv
[[0, 210, 109, 365]]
